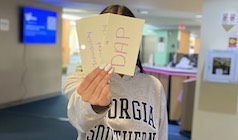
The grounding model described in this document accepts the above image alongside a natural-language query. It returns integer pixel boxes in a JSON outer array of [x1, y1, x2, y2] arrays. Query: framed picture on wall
[[157, 37, 165, 53], [204, 49, 238, 83]]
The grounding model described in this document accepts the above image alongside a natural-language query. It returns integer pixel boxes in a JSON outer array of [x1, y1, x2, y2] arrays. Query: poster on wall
[[0, 19, 10, 31], [204, 49, 238, 83], [157, 37, 165, 52], [228, 34, 238, 49]]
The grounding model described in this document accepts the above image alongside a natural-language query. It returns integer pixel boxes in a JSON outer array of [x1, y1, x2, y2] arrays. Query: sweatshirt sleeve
[[63, 72, 109, 133], [157, 84, 168, 140]]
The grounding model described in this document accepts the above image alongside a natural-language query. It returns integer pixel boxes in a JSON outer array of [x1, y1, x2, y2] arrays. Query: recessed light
[[62, 14, 82, 20], [63, 8, 86, 13], [195, 15, 202, 18], [138, 9, 149, 14]]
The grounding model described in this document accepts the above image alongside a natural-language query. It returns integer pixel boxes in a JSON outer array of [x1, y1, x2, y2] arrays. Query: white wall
[[0, 0, 62, 108], [192, 0, 238, 140]]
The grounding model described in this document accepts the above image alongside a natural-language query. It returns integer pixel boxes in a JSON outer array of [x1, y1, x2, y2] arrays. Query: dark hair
[[100, 5, 144, 73]]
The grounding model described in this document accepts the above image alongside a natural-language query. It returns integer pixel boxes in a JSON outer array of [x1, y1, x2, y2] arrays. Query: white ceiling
[[37, 0, 203, 33]]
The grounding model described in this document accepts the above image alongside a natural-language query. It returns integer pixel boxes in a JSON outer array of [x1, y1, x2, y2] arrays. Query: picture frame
[[204, 49, 238, 83]]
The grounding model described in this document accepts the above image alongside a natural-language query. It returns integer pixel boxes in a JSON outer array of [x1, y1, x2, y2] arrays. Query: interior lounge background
[[1, 0, 238, 140]]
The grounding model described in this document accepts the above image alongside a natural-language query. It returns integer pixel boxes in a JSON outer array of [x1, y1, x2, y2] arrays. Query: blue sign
[[23, 7, 57, 44]]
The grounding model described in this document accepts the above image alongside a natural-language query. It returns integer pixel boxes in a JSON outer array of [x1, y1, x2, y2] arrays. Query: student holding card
[[63, 5, 168, 140]]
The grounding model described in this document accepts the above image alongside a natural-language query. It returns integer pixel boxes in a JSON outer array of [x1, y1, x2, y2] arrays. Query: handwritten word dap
[[111, 27, 130, 67]]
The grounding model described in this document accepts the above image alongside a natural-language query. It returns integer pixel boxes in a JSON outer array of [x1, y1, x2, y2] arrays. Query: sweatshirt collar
[[112, 66, 140, 81]]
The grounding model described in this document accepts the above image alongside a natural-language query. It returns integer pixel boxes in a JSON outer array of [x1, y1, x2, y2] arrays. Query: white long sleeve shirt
[[63, 67, 168, 140]]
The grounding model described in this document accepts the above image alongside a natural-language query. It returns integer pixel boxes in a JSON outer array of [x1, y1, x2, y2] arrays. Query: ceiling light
[[138, 9, 149, 14], [62, 14, 82, 20], [63, 8, 86, 13], [195, 15, 202, 18]]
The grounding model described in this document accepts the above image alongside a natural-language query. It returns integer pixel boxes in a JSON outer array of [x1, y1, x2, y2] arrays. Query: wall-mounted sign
[[228, 35, 238, 49], [0, 18, 10, 31], [178, 23, 186, 30], [221, 13, 237, 32]]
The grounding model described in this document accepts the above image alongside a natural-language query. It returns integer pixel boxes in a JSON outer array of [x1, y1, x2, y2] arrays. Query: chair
[[180, 78, 196, 132]]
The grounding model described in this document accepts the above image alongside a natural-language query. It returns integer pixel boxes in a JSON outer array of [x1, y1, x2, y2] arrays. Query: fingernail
[[108, 68, 114, 74], [104, 64, 111, 72], [99, 64, 107, 69]]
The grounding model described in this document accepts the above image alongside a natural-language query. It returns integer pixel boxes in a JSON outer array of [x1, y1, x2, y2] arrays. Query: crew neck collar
[[111, 66, 140, 80]]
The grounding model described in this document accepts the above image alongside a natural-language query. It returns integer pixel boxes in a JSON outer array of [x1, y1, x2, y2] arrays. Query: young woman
[[64, 5, 168, 140]]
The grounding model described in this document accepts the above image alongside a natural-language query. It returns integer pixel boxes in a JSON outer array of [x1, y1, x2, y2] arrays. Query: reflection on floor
[[0, 95, 190, 140]]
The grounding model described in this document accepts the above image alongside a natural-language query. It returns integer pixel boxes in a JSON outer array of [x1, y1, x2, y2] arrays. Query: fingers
[[78, 64, 109, 93], [91, 83, 112, 106], [84, 64, 113, 102], [77, 64, 114, 106], [98, 84, 112, 106], [87, 64, 111, 93], [78, 67, 102, 92], [89, 73, 112, 104], [81, 70, 109, 102], [94, 72, 112, 94]]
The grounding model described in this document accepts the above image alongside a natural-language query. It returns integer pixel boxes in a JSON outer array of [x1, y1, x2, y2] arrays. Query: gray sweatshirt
[[63, 67, 168, 140]]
